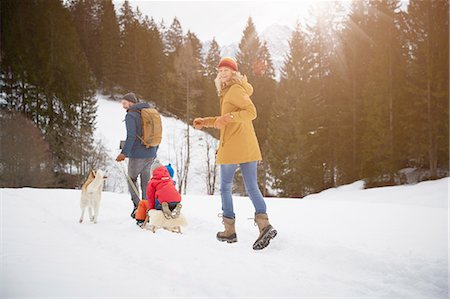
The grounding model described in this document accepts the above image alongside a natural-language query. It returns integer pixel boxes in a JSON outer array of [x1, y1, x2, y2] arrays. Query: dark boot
[[253, 213, 277, 250], [216, 216, 237, 243]]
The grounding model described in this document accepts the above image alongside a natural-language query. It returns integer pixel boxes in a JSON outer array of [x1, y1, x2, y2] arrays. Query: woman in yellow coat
[[193, 57, 277, 250]]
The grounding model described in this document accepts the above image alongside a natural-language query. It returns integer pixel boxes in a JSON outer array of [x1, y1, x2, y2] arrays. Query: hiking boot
[[130, 207, 137, 219], [171, 203, 182, 219], [136, 219, 145, 227], [216, 215, 237, 243], [161, 202, 172, 220], [253, 213, 277, 250]]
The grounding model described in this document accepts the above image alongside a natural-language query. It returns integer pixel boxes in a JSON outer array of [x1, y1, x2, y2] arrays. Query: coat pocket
[[221, 125, 240, 147]]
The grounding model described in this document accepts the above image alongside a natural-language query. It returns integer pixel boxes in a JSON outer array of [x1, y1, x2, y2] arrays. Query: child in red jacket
[[147, 165, 181, 214], [135, 163, 182, 226]]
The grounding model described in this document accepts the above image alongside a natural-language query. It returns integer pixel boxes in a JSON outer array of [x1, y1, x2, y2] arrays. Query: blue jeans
[[220, 161, 267, 219]]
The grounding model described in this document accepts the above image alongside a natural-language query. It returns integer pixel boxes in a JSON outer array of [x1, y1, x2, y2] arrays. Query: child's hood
[[152, 165, 171, 180]]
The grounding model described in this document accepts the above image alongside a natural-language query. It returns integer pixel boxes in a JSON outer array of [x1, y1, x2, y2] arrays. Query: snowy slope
[[94, 93, 218, 195], [1, 178, 448, 298]]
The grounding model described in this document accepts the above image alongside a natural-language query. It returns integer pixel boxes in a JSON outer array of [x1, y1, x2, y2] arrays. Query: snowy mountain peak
[[203, 23, 293, 80], [260, 24, 293, 79]]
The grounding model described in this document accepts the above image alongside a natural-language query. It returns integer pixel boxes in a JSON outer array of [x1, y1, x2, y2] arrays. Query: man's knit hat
[[122, 92, 137, 103], [218, 57, 238, 72]]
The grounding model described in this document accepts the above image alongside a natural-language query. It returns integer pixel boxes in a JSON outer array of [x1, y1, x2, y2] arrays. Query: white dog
[[79, 169, 106, 224]]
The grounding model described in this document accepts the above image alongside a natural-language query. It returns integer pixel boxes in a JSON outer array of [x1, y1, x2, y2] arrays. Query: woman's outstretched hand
[[193, 118, 204, 130]]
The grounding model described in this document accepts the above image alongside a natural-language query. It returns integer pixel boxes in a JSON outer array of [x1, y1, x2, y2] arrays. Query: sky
[[113, 0, 335, 46], [113, 0, 409, 47]]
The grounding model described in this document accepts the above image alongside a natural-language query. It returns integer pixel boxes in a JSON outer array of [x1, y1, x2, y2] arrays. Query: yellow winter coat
[[203, 76, 262, 165]]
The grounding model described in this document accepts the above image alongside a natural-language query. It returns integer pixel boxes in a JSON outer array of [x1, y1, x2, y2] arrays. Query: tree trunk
[[183, 77, 190, 194], [388, 28, 394, 181], [352, 58, 358, 181], [426, 1, 437, 177]]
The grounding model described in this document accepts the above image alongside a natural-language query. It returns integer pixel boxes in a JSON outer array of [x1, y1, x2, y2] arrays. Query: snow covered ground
[[1, 178, 448, 298]]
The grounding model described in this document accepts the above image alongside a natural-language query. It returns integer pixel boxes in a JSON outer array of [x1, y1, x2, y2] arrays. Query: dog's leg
[[93, 201, 99, 224], [166, 226, 178, 233], [142, 215, 149, 229], [88, 204, 94, 222], [79, 207, 85, 223]]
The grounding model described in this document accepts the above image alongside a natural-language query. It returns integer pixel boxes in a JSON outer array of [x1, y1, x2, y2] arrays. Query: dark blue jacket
[[121, 102, 158, 158]]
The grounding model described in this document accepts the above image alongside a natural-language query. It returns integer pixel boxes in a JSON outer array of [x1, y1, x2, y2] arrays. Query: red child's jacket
[[146, 166, 181, 210]]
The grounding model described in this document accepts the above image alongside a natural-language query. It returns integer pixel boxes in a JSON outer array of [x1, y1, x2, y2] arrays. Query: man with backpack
[[116, 92, 160, 219]]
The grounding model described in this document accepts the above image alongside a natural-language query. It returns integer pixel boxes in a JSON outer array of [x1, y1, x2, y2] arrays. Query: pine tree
[[405, 0, 449, 178], [205, 38, 221, 80], [98, 0, 121, 91], [201, 38, 221, 125], [141, 16, 166, 105], [253, 41, 276, 138], [269, 23, 310, 197], [117, 0, 138, 91], [340, 0, 371, 183], [1, 0, 96, 181], [236, 17, 261, 80], [165, 17, 184, 55], [68, 0, 102, 81], [162, 17, 185, 112], [184, 30, 204, 118], [302, 2, 347, 191], [359, 0, 408, 186]]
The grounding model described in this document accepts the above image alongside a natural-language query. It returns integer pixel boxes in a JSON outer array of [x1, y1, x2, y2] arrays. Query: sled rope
[[116, 161, 141, 199], [102, 153, 142, 200]]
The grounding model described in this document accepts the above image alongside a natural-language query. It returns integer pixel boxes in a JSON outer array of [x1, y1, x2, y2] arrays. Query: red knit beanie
[[218, 57, 238, 72]]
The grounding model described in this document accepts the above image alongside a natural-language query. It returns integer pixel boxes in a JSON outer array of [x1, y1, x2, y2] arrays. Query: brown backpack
[[130, 108, 162, 147]]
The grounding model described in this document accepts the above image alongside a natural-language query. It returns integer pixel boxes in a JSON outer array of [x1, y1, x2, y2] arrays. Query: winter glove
[[116, 153, 126, 162], [214, 113, 233, 129], [193, 118, 205, 130]]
